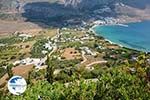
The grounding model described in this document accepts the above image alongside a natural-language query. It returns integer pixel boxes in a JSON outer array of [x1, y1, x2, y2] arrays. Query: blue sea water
[[94, 20, 150, 52]]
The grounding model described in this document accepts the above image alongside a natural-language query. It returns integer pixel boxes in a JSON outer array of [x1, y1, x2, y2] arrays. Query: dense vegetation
[[0, 67, 6, 78], [0, 30, 150, 100], [1, 66, 150, 100], [31, 39, 51, 58], [0, 46, 20, 63], [1, 53, 150, 100], [0, 35, 34, 45]]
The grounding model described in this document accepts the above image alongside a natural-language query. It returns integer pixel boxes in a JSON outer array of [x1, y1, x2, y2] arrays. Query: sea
[[93, 20, 150, 52]]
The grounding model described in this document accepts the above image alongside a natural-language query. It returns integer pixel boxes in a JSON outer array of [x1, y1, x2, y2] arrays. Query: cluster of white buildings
[[104, 17, 120, 25], [12, 30, 59, 69], [43, 41, 53, 50], [48, 28, 95, 45], [80, 47, 97, 56], [18, 33, 33, 41], [58, 31, 95, 44], [93, 20, 106, 25], [0, 43, 6, 47], [42, 40, 57, 54], [13, 31, 33, 41], [13, 57, 47, 69], [92, 17, 122, 26]]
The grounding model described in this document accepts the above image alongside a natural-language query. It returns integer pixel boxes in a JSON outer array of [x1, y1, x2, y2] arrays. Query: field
[[39, 28, 58, 37], [0, 65, 33, 87], [0, 20, 44, 35], [61, 48, 81, 60], [60, 28, 86, 38]]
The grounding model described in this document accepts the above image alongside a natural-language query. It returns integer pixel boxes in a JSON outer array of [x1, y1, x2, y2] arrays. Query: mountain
[[1, 0, 150, 12], [60, 0, 150, 9], [60, 0, 115, 9], [0, 0, 150, 24]]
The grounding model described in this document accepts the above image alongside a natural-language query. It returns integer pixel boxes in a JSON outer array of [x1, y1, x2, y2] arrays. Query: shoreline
[[90, 26, 124, 48], [89, 21, 149, 53]]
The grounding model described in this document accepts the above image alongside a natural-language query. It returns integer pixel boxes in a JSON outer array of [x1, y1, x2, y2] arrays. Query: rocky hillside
[[1, 0, 150, 12], [0, 0, 150, 23], [60, 0, 150, 9], [60, 0, 115, 9]]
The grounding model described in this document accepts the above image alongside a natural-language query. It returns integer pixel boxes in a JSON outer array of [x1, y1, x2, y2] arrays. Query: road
[[81, 51, 87, 64], [86, 61, 107, 67]]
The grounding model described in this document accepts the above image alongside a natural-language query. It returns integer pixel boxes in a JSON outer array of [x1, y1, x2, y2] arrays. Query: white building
[[80, 47, 97, 56], [13, 57, 46, 69], [0, 43, 6, 46], [19, 34, 32, 38]]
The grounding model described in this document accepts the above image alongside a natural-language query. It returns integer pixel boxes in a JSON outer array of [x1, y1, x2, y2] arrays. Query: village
[[10, 28, 107, 70], [0, 26, 150, 89]]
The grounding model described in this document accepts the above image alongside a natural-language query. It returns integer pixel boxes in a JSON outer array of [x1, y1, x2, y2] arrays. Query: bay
[[94, 20, 150, 52]]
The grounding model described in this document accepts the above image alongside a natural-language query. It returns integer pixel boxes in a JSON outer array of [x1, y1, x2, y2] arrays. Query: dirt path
[[81, 51, 87, 64], [86, 61, 107, 67]]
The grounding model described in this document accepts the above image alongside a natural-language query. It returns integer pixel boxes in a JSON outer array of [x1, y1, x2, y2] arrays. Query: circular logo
[[8, 76, 27, 95]]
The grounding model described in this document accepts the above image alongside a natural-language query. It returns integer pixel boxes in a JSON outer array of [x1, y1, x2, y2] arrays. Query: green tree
[[46, 56, 54, 84], [27, 71, 32, 84], [146, 67, 150, 81], [7, 64, 13, 79], [94, 68, 150, 100]]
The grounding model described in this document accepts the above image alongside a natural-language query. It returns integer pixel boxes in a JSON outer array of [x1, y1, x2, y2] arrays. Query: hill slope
[[0, 0, 150, 24], [60, 0, 150, 9]]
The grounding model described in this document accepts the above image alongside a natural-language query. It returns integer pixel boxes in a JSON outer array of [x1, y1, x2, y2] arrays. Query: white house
[[13, 57, 46, 69]]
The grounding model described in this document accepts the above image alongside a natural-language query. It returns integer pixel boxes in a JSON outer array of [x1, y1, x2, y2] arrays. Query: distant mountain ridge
[[1, 0, 150, 11], [60, 0, 114, 9], [0, 0, 150, 23], [60, 0, 150, 9]]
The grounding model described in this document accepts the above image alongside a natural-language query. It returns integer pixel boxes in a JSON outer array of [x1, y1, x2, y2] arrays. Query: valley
[[0, 0, 150, 99]]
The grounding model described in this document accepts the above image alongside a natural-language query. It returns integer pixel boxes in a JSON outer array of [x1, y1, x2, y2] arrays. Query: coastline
[[90, 26, 124, 48], [89, 21, 149, 53]]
